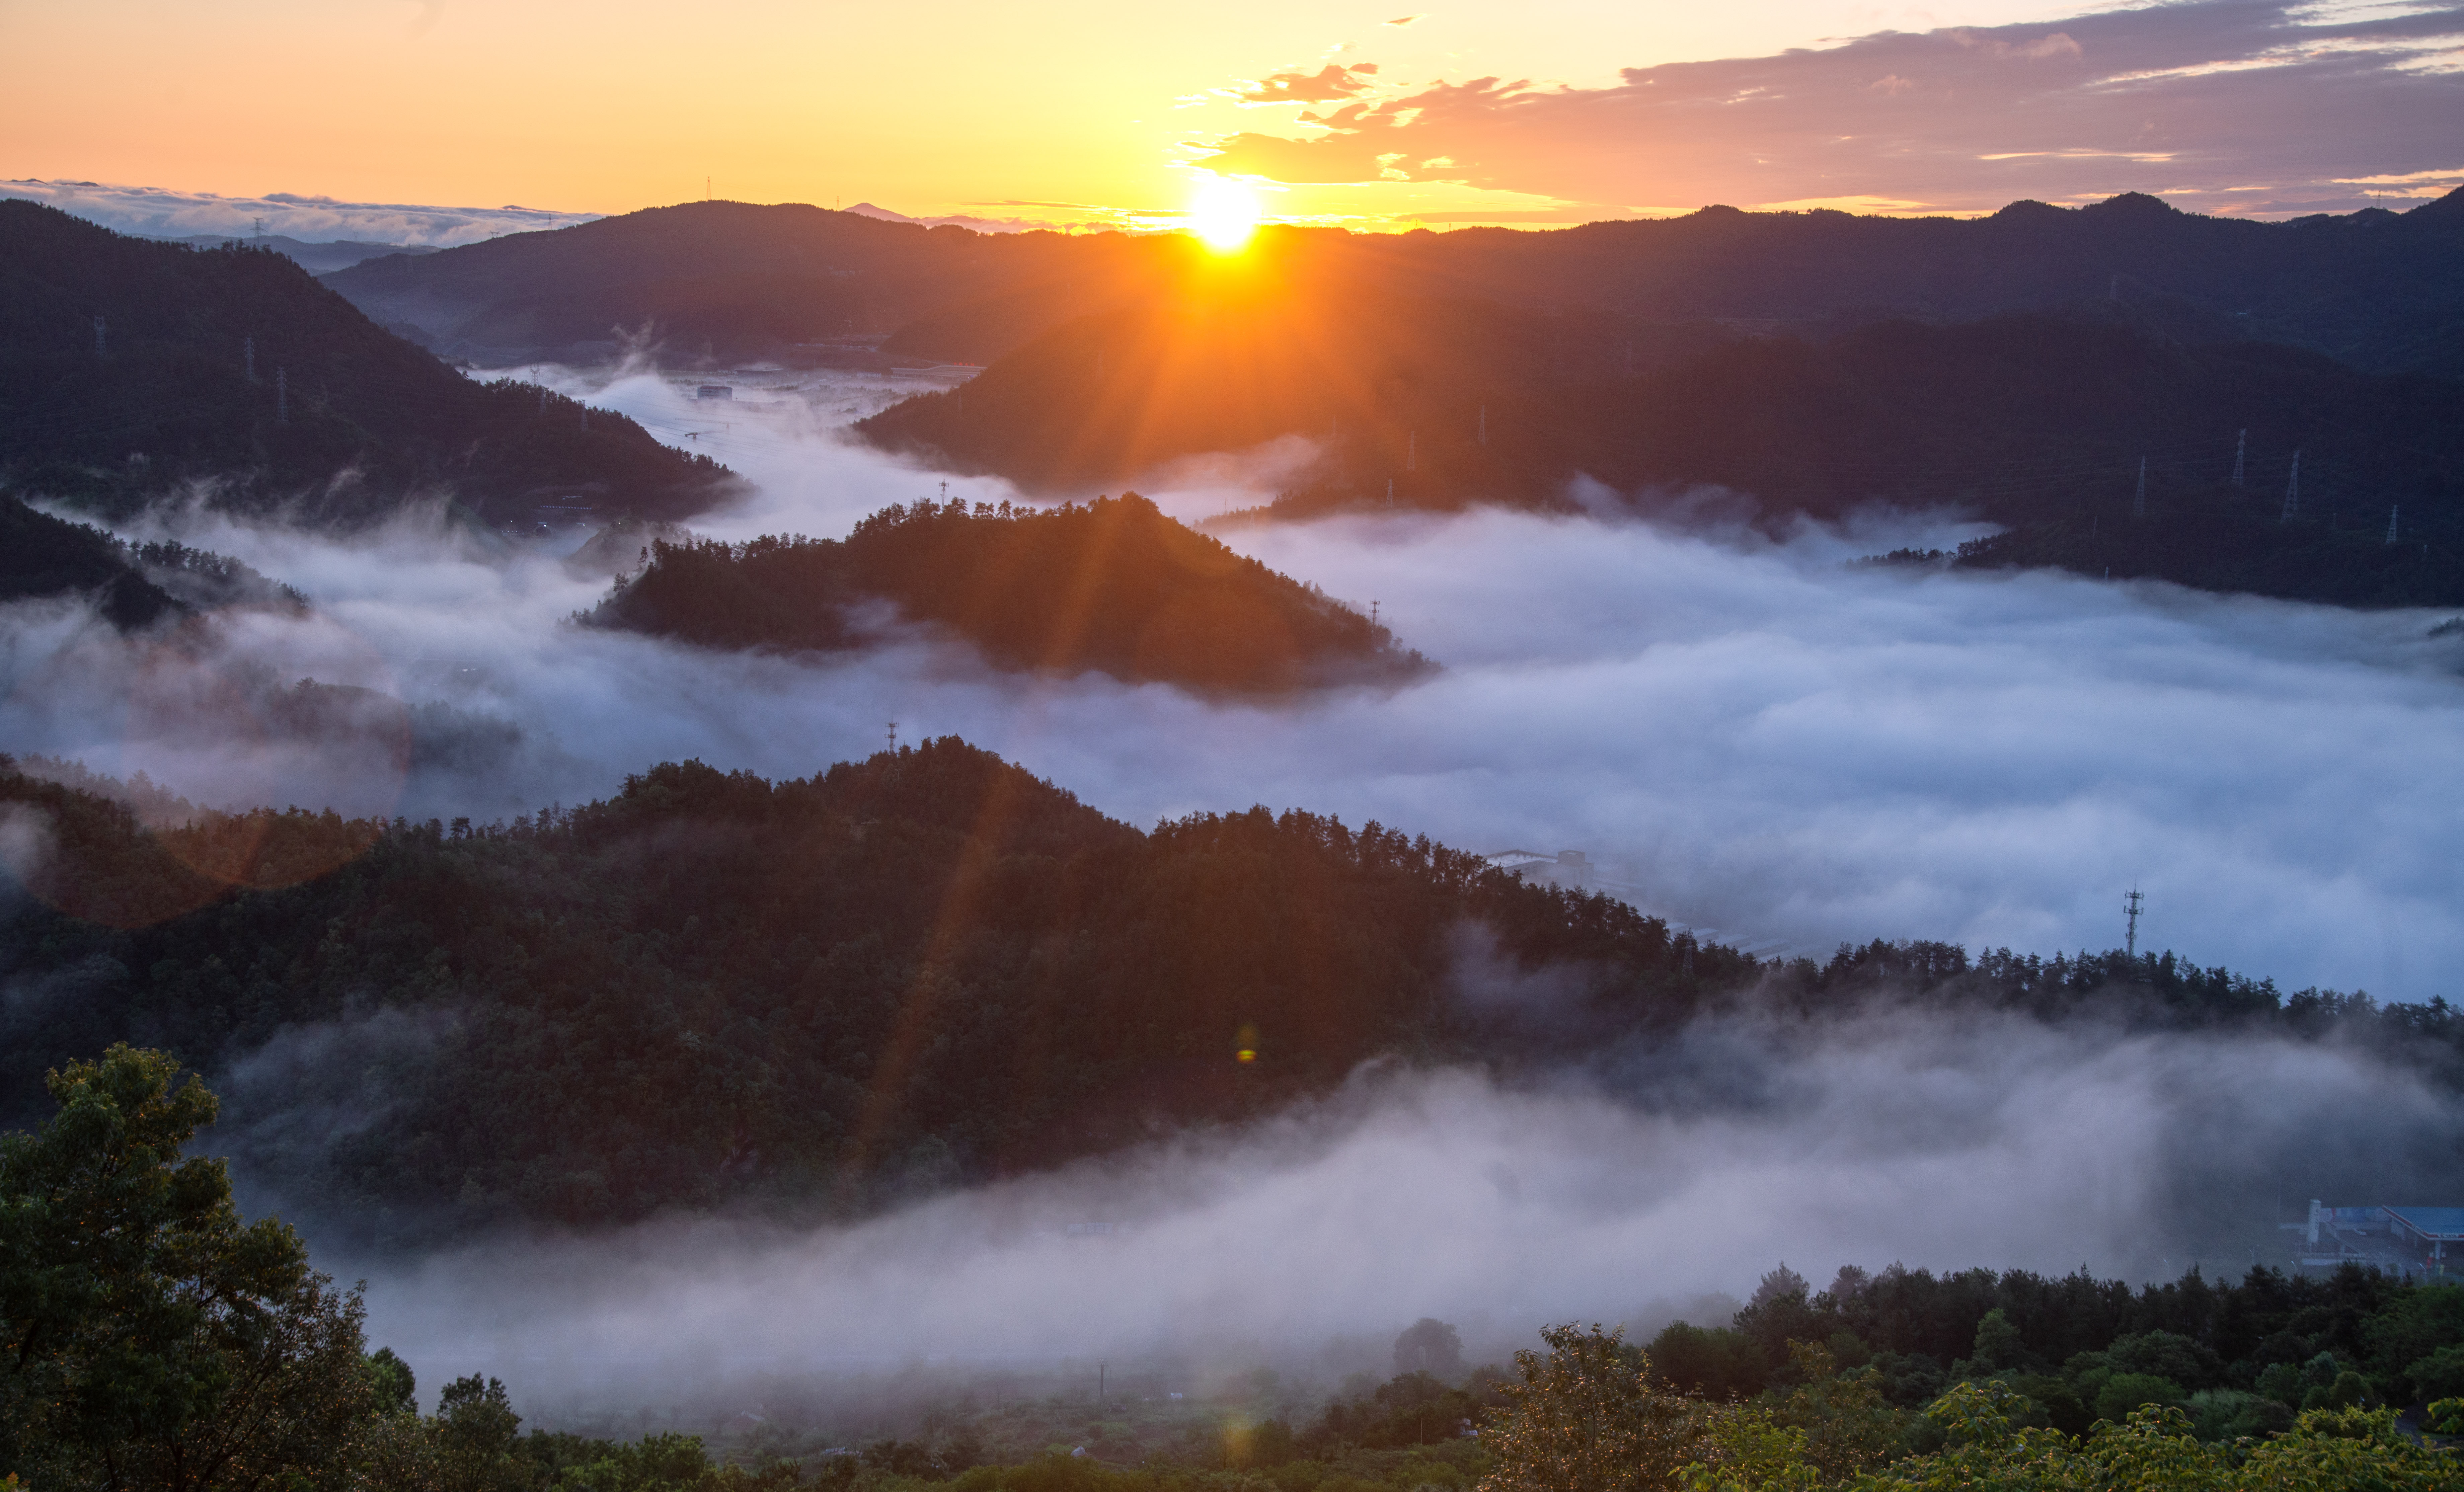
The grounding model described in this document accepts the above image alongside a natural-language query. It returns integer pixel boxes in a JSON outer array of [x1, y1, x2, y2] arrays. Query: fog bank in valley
[[7, 363, 2462, 1424], [6, 366, 2458, 996], [346, 1006, 2458, 1421]]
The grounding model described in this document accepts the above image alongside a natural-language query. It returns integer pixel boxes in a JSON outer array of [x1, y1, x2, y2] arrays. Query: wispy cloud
[[1193, 0, 2464, 216]]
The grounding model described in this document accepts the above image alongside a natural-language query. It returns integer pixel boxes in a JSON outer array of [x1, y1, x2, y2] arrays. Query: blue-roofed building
[[2285, 1200, 2461, 1277], [2386, 1206, 2464, 1272]]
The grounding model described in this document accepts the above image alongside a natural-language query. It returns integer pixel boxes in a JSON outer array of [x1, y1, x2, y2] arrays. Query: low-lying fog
[[10, 362, 2462, 1423], [7, 366, 2457, 997], [351, 1009, 2456, 1423]]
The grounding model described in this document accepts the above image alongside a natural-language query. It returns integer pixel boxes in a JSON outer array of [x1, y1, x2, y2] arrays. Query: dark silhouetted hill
[[321, 200, 1193, 367], [4, 743, 2451, 1249], [586, 492, 1433, 692], [327, 189, 2464, 375], [0, 201, 736, 523], [0, 740, 1745, 1241], [0, 494, 306, 628], [863, 300, 2464, 607]]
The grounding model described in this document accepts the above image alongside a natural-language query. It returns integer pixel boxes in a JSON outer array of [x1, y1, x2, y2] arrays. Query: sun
[[1187, 176, 1261, 253]]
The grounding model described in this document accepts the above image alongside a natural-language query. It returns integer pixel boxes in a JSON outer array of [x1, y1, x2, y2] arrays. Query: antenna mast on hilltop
[[1477, 405, 1487, 446], [2133, 456, 2146, 518], [887, 720, 899, 752], [2231, 429, 2246, 487], [93, 316, 106, 357], [2281, 450, 2301, 521], [2124, 886, 2145, 959]]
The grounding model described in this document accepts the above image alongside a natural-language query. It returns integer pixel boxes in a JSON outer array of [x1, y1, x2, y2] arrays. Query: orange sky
[[6, 0, 2457, 230], [1, 0, 2140, 227]]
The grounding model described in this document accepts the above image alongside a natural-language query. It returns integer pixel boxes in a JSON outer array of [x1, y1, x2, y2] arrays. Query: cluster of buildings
[[2287, 1201, 2463, 1277]]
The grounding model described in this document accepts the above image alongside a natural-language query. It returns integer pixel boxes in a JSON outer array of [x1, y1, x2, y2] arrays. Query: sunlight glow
[[1187, 176, 1261, 252]]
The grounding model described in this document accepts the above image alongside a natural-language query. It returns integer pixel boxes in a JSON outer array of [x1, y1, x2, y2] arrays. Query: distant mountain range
[[321, 189, 2464, 375], [0, 201, 735, 524]]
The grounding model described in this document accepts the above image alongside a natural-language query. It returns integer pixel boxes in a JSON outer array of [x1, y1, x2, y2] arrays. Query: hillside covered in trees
[[0, 201, 736, 524], [586, 493, 1431, 692], [861, 301, 2464, 609], [5, 743, 2459, 1253], [0, 494, 307, 628]]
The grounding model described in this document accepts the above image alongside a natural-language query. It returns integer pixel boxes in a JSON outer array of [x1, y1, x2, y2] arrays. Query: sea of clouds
[[7, 364, 2463, 1416], [0, 178, 597, 246], [7, 365, 2459, 996]]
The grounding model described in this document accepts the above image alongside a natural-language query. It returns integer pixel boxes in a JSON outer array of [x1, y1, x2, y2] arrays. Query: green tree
[[0, 1044, 379, 1490], [1967, 1310, 2022, 1372], [1478, 1324, 1717, 1492], [1763, 1344, 1900, 1480]]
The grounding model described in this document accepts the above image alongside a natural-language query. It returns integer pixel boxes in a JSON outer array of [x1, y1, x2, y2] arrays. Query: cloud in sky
[[1235, 62, 1382, 105], [1196, 0, 2464, 216], [0, 179, 598, 246]]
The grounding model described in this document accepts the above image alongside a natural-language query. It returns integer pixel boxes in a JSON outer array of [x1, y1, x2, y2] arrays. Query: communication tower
[[276, 367, 288, 423], [887, 720, 899, 751], [244, 335, 255, 382], [93, 316, 106, 356], [2281, 450, 2300, 521], [2231, 429, 2245, 487], [2387, 506, 2400, 545], [2133, 456, 2146, 518], [2124, 886, 2144, 958], [1477, 405, 1487, 446]]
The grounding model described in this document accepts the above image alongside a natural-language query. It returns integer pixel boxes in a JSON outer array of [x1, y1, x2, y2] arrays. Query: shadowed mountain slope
[[861, 300, 2464, 607], [0, 494, 307, 628], [0, 201, 735, 523], [324, 190, 2464, 375]]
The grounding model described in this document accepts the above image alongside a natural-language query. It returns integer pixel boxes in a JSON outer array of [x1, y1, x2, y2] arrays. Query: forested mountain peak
[[586, 493, 1435, 693]]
